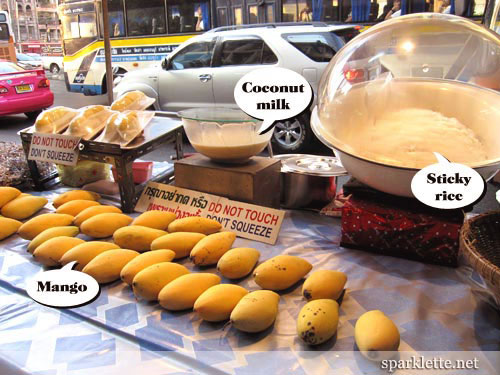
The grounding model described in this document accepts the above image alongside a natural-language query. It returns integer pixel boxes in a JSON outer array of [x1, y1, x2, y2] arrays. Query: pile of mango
[[0, 186, 400, 359]]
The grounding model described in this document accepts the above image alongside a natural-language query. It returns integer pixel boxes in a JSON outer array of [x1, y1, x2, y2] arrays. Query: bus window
[[217, 7, 229, 26], [109, 0, 125, 37], [61, 11, 97, 55], [472, 0, 487, 16], [126, 0, 166, 36], [249, 5, 258, 23], [283, 0, 298, 21], [234, 7, 243, 24], [321, 0, 341, 22], [167, 1, 210, 33], [266, 4, 275, 21], [0, 23, 8, 41]]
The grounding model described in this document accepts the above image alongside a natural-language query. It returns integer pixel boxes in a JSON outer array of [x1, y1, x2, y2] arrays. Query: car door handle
[[199, 74, 212, 83]]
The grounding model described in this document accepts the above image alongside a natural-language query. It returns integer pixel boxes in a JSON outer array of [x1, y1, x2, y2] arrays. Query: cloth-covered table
[[0, 188, 499, 375]]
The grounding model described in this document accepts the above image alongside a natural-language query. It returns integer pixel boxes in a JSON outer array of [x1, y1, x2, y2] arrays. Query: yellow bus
[[0, 10, 16, 62], [58, 0, 210, 95]]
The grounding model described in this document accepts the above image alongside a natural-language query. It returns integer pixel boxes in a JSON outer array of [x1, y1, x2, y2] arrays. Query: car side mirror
[[161, 56, 170, 70], [112, 65, 119, 75]]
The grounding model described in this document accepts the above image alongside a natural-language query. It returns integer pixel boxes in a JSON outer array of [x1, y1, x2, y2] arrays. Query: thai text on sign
[[135, 182, 285, 245], [28, 132, 81, 166]]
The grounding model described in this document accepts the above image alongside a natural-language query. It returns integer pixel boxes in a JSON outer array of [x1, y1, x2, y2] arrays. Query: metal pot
[[275, 154, 347, 209]]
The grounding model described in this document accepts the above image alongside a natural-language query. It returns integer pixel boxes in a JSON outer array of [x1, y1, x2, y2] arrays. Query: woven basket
[[460, 212, 500, 306]]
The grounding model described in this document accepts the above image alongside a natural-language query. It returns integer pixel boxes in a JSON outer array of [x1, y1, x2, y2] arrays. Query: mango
[[120, 249, 176, 285], [190, 231, 236, 266], [230, 290, 279, 333], [0, 187, 21, 208], [158, 273, 221, 311], [0, 217, 22, 240], [132, 211, 176, 230], [168, 216, 221, 235], [302, 270, 347, 301], [83, 249, 139, 284], [60, 241, 120, 271], [151, 232, 205, 259], [53, 190, 100, 208], [132, 262, 190, 301], [1, 195, 48, 220], [73, 205, 122, 227], [113, 225, 166, 252], [193, 284, 248, 322], [33, 236, 85, 267], [80, 213, 133, 238], [354, 310, 400, 361], [18, 213, 74, 240], [254, 255, 312, 291], [55, 200, 100, 216], [217, 247, 260, 279], [297, 299, 339, 345], [28, 226, 79, 254]]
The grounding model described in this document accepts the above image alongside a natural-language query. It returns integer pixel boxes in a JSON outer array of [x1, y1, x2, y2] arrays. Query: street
[[0, 77, 184, 162]]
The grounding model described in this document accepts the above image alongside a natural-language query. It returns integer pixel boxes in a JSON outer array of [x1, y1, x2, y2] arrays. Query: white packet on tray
[[64, 105, 115, 140], [97, 110, 154, 146], [110, 91, 155, 112], [34, 106, 79, 134]]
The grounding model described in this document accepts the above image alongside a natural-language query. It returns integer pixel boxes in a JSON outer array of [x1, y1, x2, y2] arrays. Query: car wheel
[[25, 110, 42, 120], [271, 113, 312, 154], [50, 64, 60, 74]]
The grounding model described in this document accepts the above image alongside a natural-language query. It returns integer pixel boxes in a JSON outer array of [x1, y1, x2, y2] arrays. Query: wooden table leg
[[114, 158, 135, 213]]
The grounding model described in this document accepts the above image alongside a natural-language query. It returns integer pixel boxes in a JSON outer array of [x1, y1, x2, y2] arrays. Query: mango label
[[28, 132, 81, 166], [26, 261, 100, 308], [135, 182, 285, 245]]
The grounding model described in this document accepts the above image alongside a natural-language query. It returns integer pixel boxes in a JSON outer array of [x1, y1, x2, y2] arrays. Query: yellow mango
[[1, 195, 48, 220], [28, 226, 79, 254], [230, 290, 279, 333], [0, 217, 22, 240], [53, 190, 100, 208], [60, 241, 120, 271], [302, 270, 347, 301], [73, 205, 122, 227], [217, 247, 260, 279], [120, 249, 176, 285], [354, 310, 400, 361], [113, 225, 166, 252], [80, 213, 133, 238], [168, 216, 221, 235], [193, 284, 248, 322], [151, 232, 205, 259], [55, 200, 101, 216], [158, 273, 221, 311], [190, 231, 236, 266], [0, 187, 21, 208], [254, 255, 312, 291], [33, 236, 85, 267], [83, 249, 139, 284], [132, 262, 190, 301], [18, 213, 74, 240], [132, 210, 177, 230], [297, 299, 339, 345]]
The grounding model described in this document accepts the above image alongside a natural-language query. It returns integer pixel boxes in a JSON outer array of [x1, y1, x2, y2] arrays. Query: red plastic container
[[112, 161, 153, 184]]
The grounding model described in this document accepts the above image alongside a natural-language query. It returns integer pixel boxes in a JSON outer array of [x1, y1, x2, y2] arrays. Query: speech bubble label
[[26, 261, 100, 308], [411, 153, 485, 209], [234, 67, 313, 134]]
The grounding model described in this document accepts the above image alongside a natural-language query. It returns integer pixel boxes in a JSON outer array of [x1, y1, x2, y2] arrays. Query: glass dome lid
[[313, 13, 500, 170]]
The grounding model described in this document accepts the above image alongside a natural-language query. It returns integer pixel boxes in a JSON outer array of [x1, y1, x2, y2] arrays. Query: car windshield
[[0, 62, 24, 73], [17, 53, 34, 61]]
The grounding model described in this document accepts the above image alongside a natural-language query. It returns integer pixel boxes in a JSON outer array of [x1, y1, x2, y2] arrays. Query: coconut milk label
[[135, 182, 285, 245]]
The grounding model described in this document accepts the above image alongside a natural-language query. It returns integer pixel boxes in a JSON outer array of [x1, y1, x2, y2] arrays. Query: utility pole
[[101, 0, 114, 105]]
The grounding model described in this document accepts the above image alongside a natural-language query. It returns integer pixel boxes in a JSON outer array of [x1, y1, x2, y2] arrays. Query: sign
[[28, 132, 81, 166], [135, 182, 285, 245]]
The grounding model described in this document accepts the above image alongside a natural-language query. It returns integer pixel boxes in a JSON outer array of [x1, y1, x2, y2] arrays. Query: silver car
[[113, 23, 356, 153]]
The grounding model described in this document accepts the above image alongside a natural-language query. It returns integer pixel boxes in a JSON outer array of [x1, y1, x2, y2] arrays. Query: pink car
[[0, 61, 54, 119]]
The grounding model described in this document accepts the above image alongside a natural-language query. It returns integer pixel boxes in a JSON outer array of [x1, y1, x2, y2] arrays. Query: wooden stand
[[174, 154, 281, 208]]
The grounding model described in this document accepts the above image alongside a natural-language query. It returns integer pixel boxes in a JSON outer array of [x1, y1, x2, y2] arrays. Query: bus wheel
[[50, 64, 60, 74]]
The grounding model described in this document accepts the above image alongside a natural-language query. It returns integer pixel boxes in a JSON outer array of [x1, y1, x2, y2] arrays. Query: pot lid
[[279, 155, 347, 176]]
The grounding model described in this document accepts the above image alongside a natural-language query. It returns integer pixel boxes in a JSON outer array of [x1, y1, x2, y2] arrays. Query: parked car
[[42, 55, 63, 74], [16, 53, 43, 70], [113, 23, 357, 153], [0, 61, 54, 118]]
